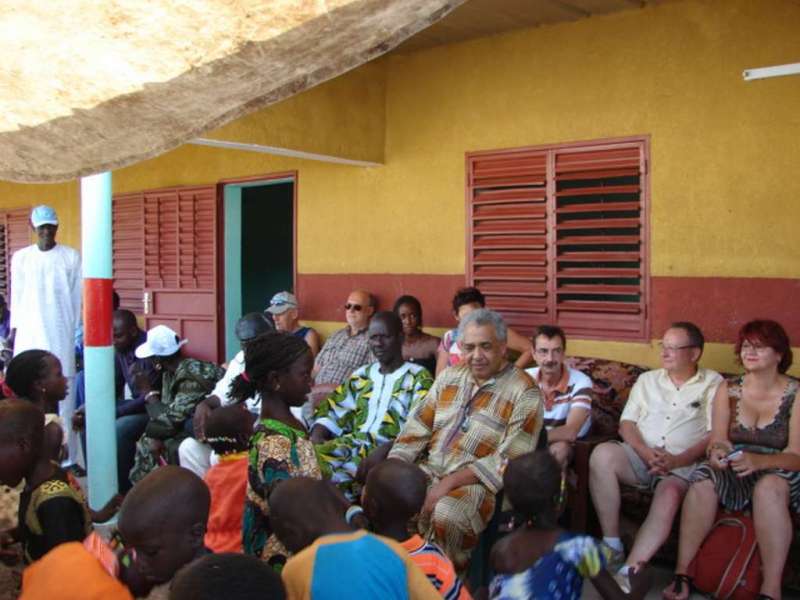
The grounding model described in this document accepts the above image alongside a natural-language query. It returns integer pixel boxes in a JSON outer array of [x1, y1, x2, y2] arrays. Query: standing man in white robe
[[8, 205, 82, 467]]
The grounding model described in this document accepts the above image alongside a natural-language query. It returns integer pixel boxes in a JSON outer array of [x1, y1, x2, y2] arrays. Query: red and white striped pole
[[81, 172, 118, 508]]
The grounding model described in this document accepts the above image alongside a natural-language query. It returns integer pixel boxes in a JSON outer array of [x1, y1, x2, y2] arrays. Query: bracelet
[[144, 391, 160, 401], [345, 506, 364, 525]]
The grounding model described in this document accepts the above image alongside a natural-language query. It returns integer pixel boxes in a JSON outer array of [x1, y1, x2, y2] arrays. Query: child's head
[[170, 553, 285, 600], [229, 331, 313, 408], [5, 350, 67, 412], [269, 477, 347, 554], [0, 399, 44, 487], [363, 458, 427, 536], [504, 450, 564, 529], [118, 466, 210, 589], [204, 405, 253, 455]]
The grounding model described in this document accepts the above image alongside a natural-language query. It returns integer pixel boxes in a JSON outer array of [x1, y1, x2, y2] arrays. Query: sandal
[[662, 574, 691, 600]]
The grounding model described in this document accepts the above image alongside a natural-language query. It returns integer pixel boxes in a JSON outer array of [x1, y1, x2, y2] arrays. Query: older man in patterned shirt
[[389, 309, 543, 571]]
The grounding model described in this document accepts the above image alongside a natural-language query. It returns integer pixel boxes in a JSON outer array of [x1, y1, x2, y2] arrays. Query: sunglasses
[[344, 303, 363, 312]]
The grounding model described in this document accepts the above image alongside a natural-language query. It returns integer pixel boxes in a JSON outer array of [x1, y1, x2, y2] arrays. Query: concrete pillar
[[80, 172, 118, 508]]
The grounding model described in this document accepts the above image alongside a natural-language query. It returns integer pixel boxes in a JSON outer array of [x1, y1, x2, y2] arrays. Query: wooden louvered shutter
[[553, 144, 647, 339], [142, 185, 219, 362], [468, 151, 552, 334], [2, 208, 32, 301], [112, 193, 145, 312], [467, 137, 649, 341]]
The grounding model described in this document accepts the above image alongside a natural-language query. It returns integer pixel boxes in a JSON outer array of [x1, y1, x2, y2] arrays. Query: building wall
[[1, 0, 799, 375]]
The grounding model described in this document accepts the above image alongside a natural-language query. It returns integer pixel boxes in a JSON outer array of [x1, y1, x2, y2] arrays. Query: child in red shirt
[[202, 405, 254, 553]]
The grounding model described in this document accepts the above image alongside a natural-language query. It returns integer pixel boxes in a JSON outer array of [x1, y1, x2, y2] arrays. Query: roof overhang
[[0, 0, 465, 183]]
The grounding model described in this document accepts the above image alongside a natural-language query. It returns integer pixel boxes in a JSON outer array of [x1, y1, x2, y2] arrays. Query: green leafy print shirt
[[313, 361, 433, 443]]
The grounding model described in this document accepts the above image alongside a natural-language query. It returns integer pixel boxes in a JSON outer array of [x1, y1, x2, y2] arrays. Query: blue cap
[[30, 205, 58, 228]]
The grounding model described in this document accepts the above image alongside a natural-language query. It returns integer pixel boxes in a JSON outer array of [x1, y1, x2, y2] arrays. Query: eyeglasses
[[659, 343, 695, 353], [344, 303, 363, 312]]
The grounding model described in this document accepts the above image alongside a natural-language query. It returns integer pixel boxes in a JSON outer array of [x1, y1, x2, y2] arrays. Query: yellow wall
[[207, 59, 386, 163], [2, 0, 799, 374], [0, 180, 79, 250], [368, 0, 800, 278], [6, 0, 798, 274]]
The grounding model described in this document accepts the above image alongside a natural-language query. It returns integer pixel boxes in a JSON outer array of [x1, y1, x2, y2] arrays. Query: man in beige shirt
[[589, 322, 723, 587]]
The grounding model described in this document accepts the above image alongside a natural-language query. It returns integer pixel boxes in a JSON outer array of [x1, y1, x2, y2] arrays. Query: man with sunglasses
[[312, 290, 376, 396], [588, 322, 722, 590]]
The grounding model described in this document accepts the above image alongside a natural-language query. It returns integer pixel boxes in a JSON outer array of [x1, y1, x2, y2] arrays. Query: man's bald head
[[345, 289, 376, 332], [120, 466, 209, 531], [119, 466, 210, 586], [0, 400, 44, 487], [269, 478, 347, 555]]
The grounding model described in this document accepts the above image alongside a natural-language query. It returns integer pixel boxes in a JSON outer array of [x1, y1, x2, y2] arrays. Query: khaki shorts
[[615, 441, 692, 489]]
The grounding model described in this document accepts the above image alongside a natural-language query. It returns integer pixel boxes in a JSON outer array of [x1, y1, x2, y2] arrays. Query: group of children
[[0, 333, 653, 599]]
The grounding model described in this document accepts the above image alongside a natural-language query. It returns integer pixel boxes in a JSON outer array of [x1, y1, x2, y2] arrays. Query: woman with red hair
[[664, 320, 799, 600]]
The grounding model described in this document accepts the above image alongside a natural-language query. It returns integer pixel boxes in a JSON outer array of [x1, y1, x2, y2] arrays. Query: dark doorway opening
[[241, 182, 294, 315]]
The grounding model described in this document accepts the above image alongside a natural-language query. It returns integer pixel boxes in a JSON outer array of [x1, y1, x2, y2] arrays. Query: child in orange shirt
[[202, 405, 253, 553]]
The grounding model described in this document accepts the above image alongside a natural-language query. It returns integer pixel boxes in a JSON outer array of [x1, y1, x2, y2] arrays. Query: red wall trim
[[297, 273, 466, 327], [84, 278, 114, 347], [299, 273, 800, 345], [651, 277, 800, 343]]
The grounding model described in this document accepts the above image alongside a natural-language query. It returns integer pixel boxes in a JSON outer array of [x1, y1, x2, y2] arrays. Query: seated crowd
[[0, 285, 796, 600]]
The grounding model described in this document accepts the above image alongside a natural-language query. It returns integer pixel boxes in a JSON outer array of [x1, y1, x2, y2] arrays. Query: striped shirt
[[525, 366, 593, 439], [400, 535, 472, 600]]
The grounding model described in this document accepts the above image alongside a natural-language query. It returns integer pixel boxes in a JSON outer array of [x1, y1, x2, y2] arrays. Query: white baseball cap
[[266, 291, 298, 315], [135, 325, 188, 358], [30, 205, 59, 228]]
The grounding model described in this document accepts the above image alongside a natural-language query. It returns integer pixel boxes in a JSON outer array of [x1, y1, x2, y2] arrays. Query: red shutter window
[[468, 137, 649, 341], [112, 193, 145, 312], [142, 186, 215, 291], [0, 208, 31, 302], [467, 152, 551, 333]]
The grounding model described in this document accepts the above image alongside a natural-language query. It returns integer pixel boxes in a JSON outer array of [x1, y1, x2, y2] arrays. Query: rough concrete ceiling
[[0, 0, 465, 183], [397, 0, 669, 51]]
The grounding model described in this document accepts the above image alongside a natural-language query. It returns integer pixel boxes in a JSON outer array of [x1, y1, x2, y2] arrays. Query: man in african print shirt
[[389, 309, 543, 572], [310, 312, 433, 500]]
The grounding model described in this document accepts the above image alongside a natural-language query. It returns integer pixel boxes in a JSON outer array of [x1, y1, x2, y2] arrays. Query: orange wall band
[[298, 273, 800, 343]]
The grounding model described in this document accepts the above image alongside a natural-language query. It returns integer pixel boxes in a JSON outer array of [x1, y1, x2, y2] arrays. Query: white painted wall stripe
[[189, 138, 383, 168]]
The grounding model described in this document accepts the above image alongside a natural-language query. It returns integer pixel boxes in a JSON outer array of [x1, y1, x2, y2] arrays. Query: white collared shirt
[[621, 367, 723, 455]]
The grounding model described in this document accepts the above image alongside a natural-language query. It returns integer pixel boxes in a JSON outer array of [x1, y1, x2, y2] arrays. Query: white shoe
[[613, 566, 632, 594]]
